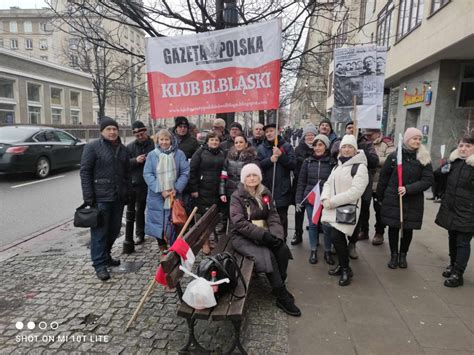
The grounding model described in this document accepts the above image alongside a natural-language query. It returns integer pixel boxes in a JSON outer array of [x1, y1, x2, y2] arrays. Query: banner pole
[[271, 110, 279, 196], [352, 95, 358, 139]]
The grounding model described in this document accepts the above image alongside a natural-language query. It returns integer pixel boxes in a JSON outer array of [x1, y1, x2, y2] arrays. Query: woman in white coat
[[321, 135, 369, 286]]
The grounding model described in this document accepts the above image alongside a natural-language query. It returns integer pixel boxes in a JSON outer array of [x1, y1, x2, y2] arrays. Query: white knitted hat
[[340, 134, 358, 150], [240, 163, 262, 183]]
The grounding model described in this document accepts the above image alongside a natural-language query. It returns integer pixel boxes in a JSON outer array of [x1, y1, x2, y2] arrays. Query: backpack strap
[[351, 163, 360, 178], [222, 252, 247, 299]]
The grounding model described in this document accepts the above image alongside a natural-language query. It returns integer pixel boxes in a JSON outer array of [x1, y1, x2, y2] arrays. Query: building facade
[[0, 48, 93, 125], [323, 0, 473, 164], [0, 3, 148, 125]]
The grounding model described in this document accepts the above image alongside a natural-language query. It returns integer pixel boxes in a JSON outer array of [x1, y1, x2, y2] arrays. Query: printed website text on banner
[[146, 19, 282, 119]]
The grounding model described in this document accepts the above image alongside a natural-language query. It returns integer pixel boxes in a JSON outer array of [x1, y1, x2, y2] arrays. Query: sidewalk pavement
[[0, 199, 472, 354]]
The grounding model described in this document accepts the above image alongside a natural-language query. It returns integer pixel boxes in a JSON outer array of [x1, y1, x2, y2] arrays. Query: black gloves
[[262, 232, 284, 250]]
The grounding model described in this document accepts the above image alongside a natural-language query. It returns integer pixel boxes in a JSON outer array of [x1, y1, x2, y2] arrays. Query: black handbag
[[334, 164, 360, 225], [74, 203, 101, 228]]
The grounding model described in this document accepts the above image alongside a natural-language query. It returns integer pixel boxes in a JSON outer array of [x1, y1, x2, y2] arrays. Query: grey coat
[[230, 184, 284, 273]]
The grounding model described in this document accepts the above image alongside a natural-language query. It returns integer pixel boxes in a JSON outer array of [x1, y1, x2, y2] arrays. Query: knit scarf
[[156, 146, 177, 209]]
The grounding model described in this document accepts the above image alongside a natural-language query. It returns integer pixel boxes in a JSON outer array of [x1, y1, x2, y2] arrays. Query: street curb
[[0, 217, 74, 254]]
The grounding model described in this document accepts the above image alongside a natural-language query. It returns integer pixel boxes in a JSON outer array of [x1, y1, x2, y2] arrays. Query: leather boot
[[357, 231, 369, 241], [338, 267, 353, 286], [134, 235, 145, 245], [388, 252, 398, 269], [291, 231, 303, 245], [442, 264, 453, 278], [372, 233, 384, 245], [444, 271, 464, 288], [324, 251, 335, 265], [275, 286, 301, 317], [348, 243, 358, 259], [328, 264, 342, 276], [309, 250, 318, 264], [398, 252, 408, 268]]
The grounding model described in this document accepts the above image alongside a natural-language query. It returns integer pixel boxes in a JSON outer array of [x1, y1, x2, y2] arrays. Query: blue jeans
[[306, 204, 332, 252], [90, 201, 125, 272]]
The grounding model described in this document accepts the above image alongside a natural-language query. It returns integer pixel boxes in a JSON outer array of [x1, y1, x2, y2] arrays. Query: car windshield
[[0, 127, 35, 143]]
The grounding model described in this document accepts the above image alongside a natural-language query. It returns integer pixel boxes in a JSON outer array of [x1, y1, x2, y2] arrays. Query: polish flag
[[154, 238, 195, 287], [397, 133, 403, 188], [307, 182, 323, 225]]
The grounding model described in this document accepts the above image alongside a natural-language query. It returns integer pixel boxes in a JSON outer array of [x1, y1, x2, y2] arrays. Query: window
[[70, 91, 80, 107], [0, 78, 14, 99], [9, 21, 17, 33], [40, 22, 53, 32], [25, 38, 33, 50], [51, 88, 62, 105], [70, 55, 79, 67], [52, 109, 62, 124], [69, 37, 79, 50], [431, 0, 449, 14], [377, 1, 395, 47], [10, 39, 18, 49], [40, 56, 48, 61], [398, 0, 424, 40], [0, 103, 15, 124], [28, 106, 41, 124], [56, 130, 76, 143], [458, 64, 474, 107], [359, 0, 367, 27], [27, 83, 41, 102], [39, 39, 48, 49], [24, 21, 32, 33], [71, 110, 80, 125]]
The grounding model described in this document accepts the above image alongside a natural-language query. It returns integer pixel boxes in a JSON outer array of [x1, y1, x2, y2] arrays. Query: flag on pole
[[154, 238, 196, 287], [397, 133, 403, 187], [307, 182, 323, 224]]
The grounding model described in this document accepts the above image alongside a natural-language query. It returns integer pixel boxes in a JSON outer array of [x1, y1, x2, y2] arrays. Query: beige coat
[[321, 151, 369, 236], [372, 136, 396, 191]]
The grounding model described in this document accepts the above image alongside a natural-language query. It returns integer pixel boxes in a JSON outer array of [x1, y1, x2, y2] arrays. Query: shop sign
[[403, 85, 426, 106]]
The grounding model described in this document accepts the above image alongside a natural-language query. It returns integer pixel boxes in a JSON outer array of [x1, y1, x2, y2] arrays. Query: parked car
[[0, 126, 85, 178]]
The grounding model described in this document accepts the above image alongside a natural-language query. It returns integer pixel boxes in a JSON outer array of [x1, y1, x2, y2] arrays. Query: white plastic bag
[[179, 265, 230, 310]]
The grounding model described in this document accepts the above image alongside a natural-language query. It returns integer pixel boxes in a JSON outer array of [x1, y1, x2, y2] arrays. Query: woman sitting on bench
[[229, 164, 301, 317]]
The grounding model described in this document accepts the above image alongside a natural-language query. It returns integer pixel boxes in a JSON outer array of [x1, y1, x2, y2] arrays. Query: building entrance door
[[405, 107, 421, 130]]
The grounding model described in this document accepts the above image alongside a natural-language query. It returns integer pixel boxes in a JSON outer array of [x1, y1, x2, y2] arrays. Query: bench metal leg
[[222, 320, 247, 355], [180, 317, 209, 354]]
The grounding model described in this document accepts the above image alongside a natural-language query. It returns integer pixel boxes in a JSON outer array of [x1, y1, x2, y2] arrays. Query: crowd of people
[[80, 114, 474, 318]]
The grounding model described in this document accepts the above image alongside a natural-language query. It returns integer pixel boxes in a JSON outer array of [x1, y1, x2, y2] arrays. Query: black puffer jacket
[[257, 136, 296, 208], [189, 145, 225, 211], [295, 141, 314, 180], [175, 132, 200, 159], [295, 153, 334, 205], [377, 145, 433, 230], [80, 137, 131, 203], [219, 146, 259, 197], [126, 137, 154, 187], [435, 150, 474, 233], [249, 136, 264, 148]]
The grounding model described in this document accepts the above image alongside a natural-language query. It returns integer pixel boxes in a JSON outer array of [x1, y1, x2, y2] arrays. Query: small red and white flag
[[397, 133, 403, 188], [307, 181, 323, 225], [154, 238, 195, 287]]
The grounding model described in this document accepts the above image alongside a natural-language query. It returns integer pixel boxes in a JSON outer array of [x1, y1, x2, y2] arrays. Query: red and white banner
[[146, 20, 281, 119]]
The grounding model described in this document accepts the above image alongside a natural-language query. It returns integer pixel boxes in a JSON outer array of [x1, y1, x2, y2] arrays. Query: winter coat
[[174, 132, 200, 159], [127, 137, 155, 187], [296, 154, 334, 206], [257, 136, 296, 208], [230, 183, 285, 273], [143, 144, 190, 239], [372, 136, 396, 191], [321, 151, 369, 236], [435, 150, 474, 233], [376, 145, 433, 230], [219, 146, 259, 197], [249, 136, 264, 148], [220, 137, 234, 156], [80, 137, 131, 203], [295, 141, 314, 180], [189, 145, 226, 212]]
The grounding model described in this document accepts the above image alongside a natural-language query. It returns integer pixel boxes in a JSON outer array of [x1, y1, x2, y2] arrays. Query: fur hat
[[302, 123, 318, 138], [404, 127, 422, 144], [313, 134, 330, 149], [340, 134, 358, 150], [240, 163, 262, 183], [99, 116, 118, 131]]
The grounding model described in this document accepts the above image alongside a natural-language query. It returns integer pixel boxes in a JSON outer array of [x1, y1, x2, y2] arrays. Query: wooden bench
[[159, 204, 255, 354]]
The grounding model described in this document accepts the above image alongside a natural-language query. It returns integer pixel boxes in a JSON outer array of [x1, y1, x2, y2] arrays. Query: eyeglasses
[[134, 131, 146, 137]]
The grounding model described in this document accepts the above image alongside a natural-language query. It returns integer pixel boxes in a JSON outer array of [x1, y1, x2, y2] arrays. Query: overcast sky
[[0, 1, 48, 9]]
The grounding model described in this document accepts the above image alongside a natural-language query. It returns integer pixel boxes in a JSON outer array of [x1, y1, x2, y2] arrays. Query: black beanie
[[174, 116, 189, 128], [230, 122, 243, 131], [99, 116, 119, 131], [131, 120, 146, 132], [345, 121, 354, 129]]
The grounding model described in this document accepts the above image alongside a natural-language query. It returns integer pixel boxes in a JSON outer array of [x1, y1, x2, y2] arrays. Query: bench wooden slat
[[225, 257, 254, 321]]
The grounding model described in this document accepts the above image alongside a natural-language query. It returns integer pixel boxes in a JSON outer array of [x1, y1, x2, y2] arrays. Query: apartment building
[[0, 48, 93, 125], [323, 0, 473, 163], [0, 2, 149, 125]]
